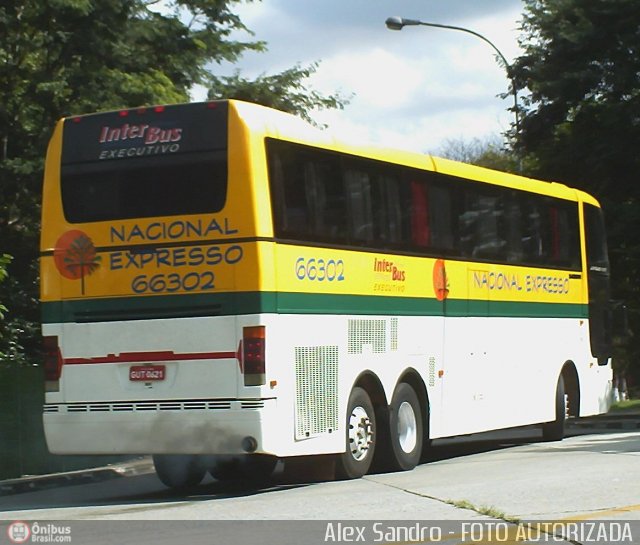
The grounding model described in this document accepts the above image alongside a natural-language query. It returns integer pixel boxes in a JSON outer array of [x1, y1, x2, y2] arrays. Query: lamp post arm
[[391, 17, 520, 135], [417, 21, 511, 73]]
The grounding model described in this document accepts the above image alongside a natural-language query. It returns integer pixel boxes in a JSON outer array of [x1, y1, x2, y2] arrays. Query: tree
[[0, 0, 346, 365], [434, 135, 521, 173], [209, 64, 347, 126], [511, 0, 640, 387], [0, 254, 10, 322]]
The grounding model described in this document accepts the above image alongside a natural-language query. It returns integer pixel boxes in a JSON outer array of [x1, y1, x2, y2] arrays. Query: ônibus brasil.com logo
[[7, 522, 71, 544], [7, 522, 30, 544]]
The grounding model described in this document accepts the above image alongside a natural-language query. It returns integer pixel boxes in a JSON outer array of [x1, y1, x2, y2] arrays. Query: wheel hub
[[397, 401, 417, 453], [348, 406, 373, 461]]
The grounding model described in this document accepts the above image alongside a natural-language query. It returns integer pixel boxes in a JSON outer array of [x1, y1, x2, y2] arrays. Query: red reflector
[[242, 326, 265, 386], [71, 117, 82, 123], [244, 339, 264, 372], [43, 336, 63, 381], [206, 102, 218, 109], [119, 110, 129, 117], [154, 106, 165, 113]]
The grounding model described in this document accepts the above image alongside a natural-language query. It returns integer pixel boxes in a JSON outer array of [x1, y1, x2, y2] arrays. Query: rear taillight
[[43, 336, 63, 381], [242, 326, 265, 386]]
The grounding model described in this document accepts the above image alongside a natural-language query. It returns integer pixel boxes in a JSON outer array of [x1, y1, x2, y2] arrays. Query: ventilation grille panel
[[348, 319, 386, 354], [43, 399, 265, 414], [390, 318, 398, 351], [295, 346, 339, 440]]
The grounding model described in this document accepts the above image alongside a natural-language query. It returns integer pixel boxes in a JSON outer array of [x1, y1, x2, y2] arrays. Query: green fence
[[0, 365, 127, 480]]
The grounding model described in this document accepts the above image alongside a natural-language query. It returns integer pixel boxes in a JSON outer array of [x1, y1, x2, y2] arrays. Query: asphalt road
[[0, 425, 638, 524]]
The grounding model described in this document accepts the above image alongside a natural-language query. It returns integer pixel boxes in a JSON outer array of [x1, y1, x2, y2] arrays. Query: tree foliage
[[0, 254, 11, 321], [209, 63, 347, 126], [512, 0, 640, 379], [435, 136, 521, 173], [0, 0, 346, 364], [513, 0, 640, 188]]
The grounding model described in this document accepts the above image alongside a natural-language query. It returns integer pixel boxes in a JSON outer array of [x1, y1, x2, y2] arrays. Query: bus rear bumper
[[43, 399, 279, 456]]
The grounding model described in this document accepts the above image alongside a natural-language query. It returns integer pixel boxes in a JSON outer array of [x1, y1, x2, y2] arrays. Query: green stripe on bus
[[41, 292, 588, 323], [275, 292, 444, 315], [276, 293, 587, 318], [41, 292, 275, 324], [446, 299, 588, 319]]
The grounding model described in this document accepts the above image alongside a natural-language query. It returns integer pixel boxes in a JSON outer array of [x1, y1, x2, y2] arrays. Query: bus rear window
[[61, 152, 227, 223]]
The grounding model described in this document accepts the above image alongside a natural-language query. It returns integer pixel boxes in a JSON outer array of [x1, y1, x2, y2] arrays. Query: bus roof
[[229, 99, 601, 207], [58, 99, 601, 208]]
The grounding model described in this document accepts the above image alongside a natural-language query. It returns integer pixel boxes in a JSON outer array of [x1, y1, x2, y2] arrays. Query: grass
[[446, 499, 520, 524], [609, 399, 640, 412]]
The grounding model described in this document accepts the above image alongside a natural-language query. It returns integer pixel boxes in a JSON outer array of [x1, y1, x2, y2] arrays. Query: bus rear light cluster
[[242, 326, 266, 386], [43, 336, 63, 382], [70, 102, 217, 124]]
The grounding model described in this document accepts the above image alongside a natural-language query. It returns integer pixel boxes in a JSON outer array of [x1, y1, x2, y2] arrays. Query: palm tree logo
[[54, 230, 102, 295]]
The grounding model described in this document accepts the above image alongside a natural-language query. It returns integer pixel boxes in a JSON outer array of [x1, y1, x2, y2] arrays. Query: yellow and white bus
[[41, 100, 614, 488]]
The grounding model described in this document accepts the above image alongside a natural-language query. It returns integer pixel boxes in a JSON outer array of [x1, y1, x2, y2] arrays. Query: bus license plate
[[129, 365, 166, 381]]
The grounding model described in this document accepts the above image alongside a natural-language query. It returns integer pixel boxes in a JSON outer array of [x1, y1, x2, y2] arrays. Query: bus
[[41, 99, 614, 488]]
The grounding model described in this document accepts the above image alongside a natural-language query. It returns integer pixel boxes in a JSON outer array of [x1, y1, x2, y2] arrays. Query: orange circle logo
[[54, 231, 101, 294], [433, 259, 449, 301]]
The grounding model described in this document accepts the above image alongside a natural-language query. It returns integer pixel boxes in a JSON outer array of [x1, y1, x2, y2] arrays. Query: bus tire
[[542, 375, 566, 442], [335, 387, 376, 480], [153, 454, 206, 490], [388, 382, 423, 471]]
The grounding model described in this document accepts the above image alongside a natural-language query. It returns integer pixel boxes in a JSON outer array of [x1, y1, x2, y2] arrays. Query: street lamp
[[385, 16, 520, 135]]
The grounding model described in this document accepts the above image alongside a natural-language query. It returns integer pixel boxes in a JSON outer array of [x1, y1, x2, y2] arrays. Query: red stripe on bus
[[64, 351, 237, 365]]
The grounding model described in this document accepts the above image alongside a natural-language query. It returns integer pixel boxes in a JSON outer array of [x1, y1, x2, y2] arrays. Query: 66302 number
[[295, 257, 345, 282], [131, 271, 215, 294]]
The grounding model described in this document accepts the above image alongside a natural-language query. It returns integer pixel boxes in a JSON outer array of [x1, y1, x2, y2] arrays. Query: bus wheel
[[335, 387, 376, 480], [542, 375, 567, 442], [210, 455, 278, 482], [153, 454, 206, 490], [388, 382, 423, 471]]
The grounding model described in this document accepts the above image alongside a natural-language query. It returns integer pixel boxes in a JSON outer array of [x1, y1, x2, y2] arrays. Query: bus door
[[442, 262, 492, 435], [583, 203, 613, 364]]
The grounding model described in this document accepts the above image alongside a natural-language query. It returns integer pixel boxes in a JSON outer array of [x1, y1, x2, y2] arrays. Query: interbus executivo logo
[[54, 230, 102, 295], [97, 123, 183, 160]]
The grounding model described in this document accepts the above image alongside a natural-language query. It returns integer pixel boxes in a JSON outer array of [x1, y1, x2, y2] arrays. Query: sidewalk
[[1, 411, 638, 497]]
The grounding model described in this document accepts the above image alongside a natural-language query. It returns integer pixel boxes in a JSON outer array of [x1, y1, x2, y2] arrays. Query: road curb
[[568, 419, 640, 430], [567, 410, 640, 431], [0, 457, 154, 497]]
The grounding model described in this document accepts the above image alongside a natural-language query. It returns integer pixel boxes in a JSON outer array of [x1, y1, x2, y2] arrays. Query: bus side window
[[303, 162, 327, 236], [429, 183, 455, 252], [307, 156, 346, 243], [268, 147, 309, 237], [504, 192, 524, 263], [345, 168, 374, 244], [370, 174, 401, 246], [519, 196, 580, 269], [410, 179, 430, 248], [269, 153, 289, 235], [548, 204, 580, 269], [268, 140, 347, 243], [288, 159, 311, 236], [459, 188, 506, 260], [521, 199, 544, 264]]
